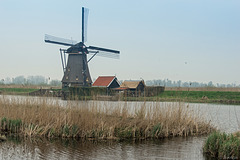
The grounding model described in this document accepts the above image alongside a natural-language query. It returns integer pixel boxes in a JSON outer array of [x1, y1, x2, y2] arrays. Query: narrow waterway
[[0, 95, 240, 159]]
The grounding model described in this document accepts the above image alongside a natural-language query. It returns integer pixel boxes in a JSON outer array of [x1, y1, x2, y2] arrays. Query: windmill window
[[68, 68, 71, 72], [66, 76, 69, 80], [76, 76, 79, 81]]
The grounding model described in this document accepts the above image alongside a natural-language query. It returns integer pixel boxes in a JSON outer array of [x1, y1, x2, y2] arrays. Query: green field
[[1, 87, 240, 104], [124, 90, 240, 104], [159, 90, 240, 100], [0, 88, 39, 95]]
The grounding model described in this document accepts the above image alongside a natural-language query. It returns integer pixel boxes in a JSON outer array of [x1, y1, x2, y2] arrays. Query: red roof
[[92, 76, 116, 87]]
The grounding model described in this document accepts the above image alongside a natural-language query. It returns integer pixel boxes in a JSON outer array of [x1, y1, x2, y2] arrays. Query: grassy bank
[[165, 87, 240, 92], [159, 90, 240, 103], [0, 97, 214, 140], [124, 90, 240, 104], [203, 131, 240, 159], [2, 86, 240, 104], [0, 88, 39, 95]]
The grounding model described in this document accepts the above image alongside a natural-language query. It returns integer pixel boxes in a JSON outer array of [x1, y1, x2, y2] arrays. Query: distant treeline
[[0, 75, 61, 86], [0, 76, 239, 88], [145, 79, 239, 88]]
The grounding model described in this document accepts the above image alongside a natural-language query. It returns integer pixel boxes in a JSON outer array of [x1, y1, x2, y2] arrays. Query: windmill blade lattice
[[82, 7, 89, 43], [45, 34, 77, 46], [88, 45, 120, 59], [88, 46, 120, 54], [88, 51, 120, 59]]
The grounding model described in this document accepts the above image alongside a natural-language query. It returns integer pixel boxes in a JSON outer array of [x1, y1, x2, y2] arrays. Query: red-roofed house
[[92, 76, 120, 89]]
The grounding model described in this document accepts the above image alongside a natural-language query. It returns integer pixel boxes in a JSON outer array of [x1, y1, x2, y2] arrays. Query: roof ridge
[[99, 76, 115, 77], [92, 76, 116, 87]]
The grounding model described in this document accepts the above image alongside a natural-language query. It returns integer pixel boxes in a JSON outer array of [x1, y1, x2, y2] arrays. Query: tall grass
[[0, 96, 214, 140], [203, 131, 240, 159]]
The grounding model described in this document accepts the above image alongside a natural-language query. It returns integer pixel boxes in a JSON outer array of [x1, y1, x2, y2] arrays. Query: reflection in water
[[0, 136, 207, 160]]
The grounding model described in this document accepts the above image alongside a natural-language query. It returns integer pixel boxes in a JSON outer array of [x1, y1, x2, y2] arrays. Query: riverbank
[[0, 87, 39, 95], [0, 96, 214, 140], [124, 90, 240, 105], [1, 86, 240, 105]]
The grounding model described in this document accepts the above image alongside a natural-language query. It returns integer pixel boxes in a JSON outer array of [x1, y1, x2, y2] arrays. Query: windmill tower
[[45, 7, 120, 88]]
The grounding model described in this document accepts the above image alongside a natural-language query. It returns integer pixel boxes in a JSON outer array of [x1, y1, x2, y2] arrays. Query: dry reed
[[0, 96, 214, 140]]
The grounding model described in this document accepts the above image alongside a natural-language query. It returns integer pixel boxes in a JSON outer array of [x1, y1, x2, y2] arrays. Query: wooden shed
[[117, 80, 145, 96]]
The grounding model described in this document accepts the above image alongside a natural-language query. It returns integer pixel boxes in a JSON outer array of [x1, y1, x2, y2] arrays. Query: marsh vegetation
[[204, 131, 240, 159], [0, 96, 214, 140]]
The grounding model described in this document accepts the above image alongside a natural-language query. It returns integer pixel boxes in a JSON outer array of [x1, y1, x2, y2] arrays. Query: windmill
[[45, 7, 120, 88]]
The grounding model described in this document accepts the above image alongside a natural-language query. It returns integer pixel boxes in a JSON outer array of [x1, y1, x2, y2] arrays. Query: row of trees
[[0, 76, 239, 88], [0, 76, 61, 86], [145, 79, 239, 88]]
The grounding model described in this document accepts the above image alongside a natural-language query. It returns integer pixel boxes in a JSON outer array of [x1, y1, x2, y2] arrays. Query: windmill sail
[[88, 51, 120, 59], [45, 34, 77, 46], [88, 46, 120, 54], [88, 46, 120, 59], [82, 7, 89, 43]]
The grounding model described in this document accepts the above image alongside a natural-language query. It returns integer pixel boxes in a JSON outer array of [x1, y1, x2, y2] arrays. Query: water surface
[[1, 95, 240, 159]]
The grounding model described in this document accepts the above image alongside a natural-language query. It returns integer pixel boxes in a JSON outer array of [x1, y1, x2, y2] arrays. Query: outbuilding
[[116, 80, 145, 96], [92, 76, 120, 89]]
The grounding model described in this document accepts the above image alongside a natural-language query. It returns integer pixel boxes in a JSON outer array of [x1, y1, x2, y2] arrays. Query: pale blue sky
[[0, 0, 239, 84]]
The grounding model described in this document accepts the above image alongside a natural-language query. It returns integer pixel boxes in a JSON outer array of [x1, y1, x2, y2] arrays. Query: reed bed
[[0, 96, 214, 140], [203, 131, 240, 159]]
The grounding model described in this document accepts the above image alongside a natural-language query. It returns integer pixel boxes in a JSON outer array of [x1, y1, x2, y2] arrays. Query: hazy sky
[[0, 0, 239, 84]]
